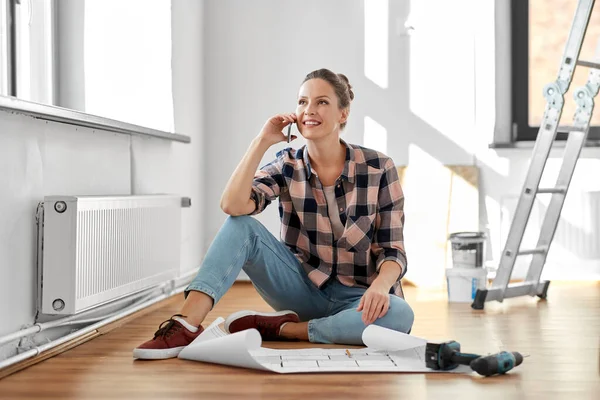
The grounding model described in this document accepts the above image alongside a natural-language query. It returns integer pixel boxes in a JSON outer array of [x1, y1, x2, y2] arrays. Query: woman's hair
[[302, 68, 354, 130]]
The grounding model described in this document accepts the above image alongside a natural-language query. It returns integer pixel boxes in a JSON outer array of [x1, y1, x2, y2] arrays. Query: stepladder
[[472, 0, 600, 309]]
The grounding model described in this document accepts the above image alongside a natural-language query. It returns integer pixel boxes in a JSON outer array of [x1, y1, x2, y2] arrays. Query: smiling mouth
[[303, 121, 321, 127]]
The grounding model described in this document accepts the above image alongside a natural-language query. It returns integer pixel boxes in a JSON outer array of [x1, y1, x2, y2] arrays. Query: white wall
[[0, 115, 130, 360], [0, 0, 205, 359], [203, 0, 600, 284]]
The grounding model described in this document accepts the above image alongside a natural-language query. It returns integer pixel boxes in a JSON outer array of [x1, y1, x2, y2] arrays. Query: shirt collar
[[302, 139, 356, 184]]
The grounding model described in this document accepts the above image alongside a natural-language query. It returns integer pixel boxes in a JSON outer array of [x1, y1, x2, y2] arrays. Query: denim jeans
[[185, 216, 414, 345]]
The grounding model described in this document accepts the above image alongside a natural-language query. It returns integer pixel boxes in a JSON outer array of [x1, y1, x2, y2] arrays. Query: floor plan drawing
[[178, 318, 471, 374]]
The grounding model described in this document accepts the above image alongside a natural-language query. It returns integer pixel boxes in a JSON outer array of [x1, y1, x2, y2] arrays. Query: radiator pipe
[[0, 287, 160, 347], [0, 268, 198, 370]]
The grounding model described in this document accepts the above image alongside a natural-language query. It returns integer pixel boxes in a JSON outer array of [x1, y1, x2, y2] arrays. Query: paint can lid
[[448, 231, 487, 242]]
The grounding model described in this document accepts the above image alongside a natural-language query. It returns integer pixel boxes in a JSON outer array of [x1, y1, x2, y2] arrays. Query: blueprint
[[177, 317, 471, 374]]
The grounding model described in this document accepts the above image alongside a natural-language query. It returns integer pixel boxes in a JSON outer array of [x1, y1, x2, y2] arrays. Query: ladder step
[[576, 60, 600, 69], [557, 125, 586, 133], [480, 281, 549, 302], [537, 187, 567, 194], [518, 247, 547, 256]]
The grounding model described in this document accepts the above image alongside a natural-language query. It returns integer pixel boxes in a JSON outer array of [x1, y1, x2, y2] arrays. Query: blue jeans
[[185, 216, 414, 345]]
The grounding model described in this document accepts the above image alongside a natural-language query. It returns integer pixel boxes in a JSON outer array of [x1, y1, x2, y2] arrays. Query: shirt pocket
[[343, 214, 376, 252]]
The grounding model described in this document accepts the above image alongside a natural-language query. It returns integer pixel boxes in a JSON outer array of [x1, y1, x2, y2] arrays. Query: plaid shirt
[[250, 139, 407, 298]]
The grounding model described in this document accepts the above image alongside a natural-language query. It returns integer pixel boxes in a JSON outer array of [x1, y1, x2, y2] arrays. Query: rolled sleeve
[[373, 159, 407, 280], [248, 154, 287, 216]]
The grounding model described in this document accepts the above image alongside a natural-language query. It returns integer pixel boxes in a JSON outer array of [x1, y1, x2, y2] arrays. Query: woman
[[133, 68, 414, 360]]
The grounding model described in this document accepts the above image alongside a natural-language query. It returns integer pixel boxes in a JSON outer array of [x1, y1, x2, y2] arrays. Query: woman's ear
[[340, 109, 349, 124]]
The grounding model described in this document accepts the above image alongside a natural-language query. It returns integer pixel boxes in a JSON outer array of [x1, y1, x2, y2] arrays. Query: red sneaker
[[133, 314, 203, 359], [224, 310, 300, 341]]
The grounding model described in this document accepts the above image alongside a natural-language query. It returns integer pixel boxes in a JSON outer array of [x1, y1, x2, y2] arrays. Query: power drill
[[425, 340, 524, 377]]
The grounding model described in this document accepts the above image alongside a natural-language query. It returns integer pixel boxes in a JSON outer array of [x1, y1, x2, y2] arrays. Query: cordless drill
[[425, 340, 524, 377]]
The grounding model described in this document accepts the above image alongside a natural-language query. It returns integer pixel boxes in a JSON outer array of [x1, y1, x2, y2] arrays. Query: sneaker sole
[[132, 346, 186, 360], [224, 310, 299, 334]]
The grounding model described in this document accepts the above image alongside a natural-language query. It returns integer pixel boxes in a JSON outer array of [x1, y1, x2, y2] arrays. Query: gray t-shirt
[[323, 185, 345, 241]]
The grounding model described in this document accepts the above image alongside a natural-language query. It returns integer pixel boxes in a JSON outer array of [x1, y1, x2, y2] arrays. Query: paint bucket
[[448, 232, 486, 268], [445, 267, 488, 303]]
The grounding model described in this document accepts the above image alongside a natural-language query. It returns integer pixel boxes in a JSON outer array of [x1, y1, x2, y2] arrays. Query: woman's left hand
[[356, 281, 391, 325]]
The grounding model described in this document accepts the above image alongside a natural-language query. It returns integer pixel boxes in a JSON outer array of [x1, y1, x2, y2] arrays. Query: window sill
[[0, 95, 191, 144]]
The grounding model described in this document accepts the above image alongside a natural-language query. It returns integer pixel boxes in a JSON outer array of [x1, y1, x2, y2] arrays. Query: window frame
[[511, 0, 600, 142], [0, 0, 188, 142], [0, 0, 16, 96]]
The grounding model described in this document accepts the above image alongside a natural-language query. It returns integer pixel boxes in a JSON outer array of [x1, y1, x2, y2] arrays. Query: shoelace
[[153, 314, 187, 339]]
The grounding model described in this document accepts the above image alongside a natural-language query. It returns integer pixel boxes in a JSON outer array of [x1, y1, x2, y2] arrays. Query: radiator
[[37, 195, 183, 315]]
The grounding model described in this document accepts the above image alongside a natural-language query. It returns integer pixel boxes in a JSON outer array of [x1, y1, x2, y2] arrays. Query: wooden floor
[[0, 281, 599, 399]]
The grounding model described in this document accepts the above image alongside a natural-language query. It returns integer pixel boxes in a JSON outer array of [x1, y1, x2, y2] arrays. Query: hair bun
[[337, 73, 354, 101]]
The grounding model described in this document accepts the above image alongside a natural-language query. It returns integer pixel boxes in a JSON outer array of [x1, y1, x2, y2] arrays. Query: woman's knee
[[375, 297, 414, 334], [224, 214, 256, 227], [222, 215, 263, 236]]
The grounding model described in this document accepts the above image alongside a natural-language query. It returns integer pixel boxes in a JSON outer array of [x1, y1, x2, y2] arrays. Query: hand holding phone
[[258, 113, 296, 146]]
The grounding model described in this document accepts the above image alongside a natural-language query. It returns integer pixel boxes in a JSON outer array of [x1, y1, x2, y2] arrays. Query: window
[[0, 0, 175, 133], [0, 0, 51, 100], [0, 0, 15, 96], [512, 0, 600, 141]]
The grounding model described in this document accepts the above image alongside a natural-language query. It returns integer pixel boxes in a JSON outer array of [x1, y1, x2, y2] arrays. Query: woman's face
[[296, 78, 347, 141]]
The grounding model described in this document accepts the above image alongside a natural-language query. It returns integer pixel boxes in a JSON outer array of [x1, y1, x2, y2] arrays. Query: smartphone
[[287, 122, 292, 143]]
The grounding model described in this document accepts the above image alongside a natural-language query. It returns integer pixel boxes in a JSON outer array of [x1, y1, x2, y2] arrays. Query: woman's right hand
[[256, 113, 298, 147]]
